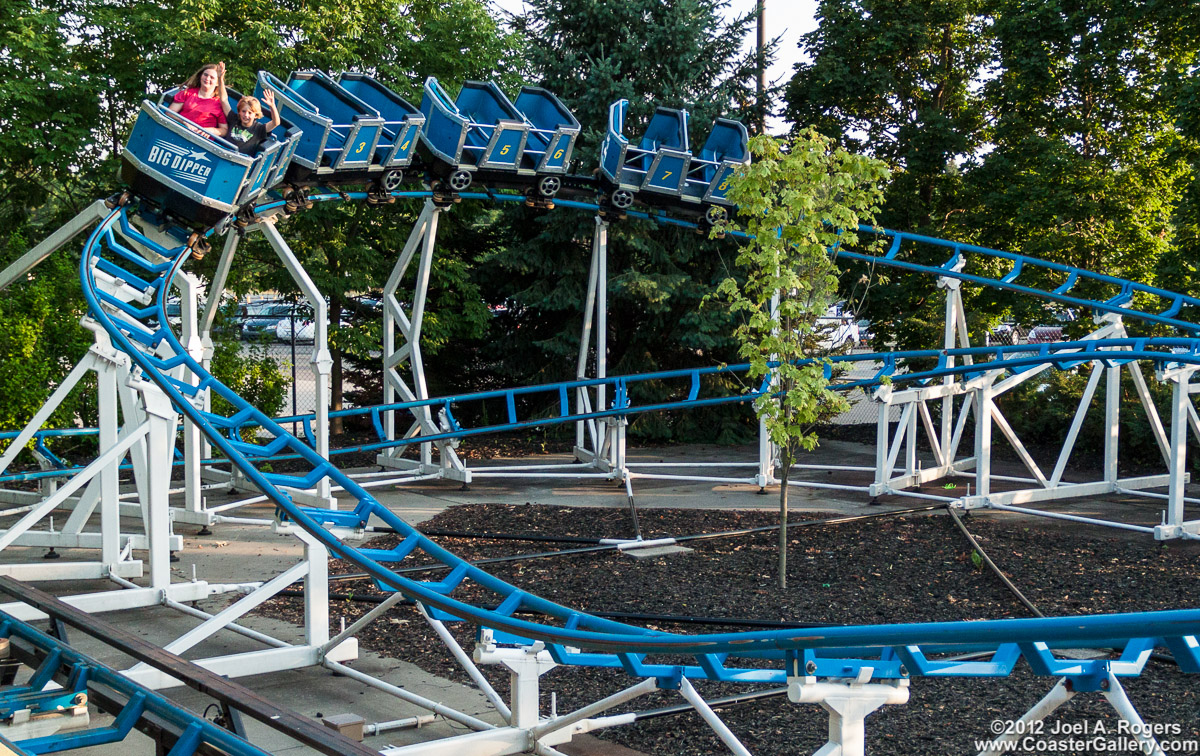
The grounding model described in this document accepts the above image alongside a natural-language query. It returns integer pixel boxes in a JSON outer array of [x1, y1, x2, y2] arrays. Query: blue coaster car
[[335, 72, 426, 193], [121, 98, 294, 230], [513, 85, 580, 197], [681, 118, 749, 225], [598, 100, 691, 215], [418, 78, 579, 199], [257, 70, 386, 185], [598, 101, 747, 224]]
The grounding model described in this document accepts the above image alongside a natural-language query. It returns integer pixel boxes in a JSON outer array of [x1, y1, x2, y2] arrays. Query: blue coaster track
[[76, 201, 1200, 688]]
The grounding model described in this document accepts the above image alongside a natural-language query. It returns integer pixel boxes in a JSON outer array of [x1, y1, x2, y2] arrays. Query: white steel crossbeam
[[378, 201, 467, 479]]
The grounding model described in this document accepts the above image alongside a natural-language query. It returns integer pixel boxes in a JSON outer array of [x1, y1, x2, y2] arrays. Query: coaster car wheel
[[186, 233, 211, 262], [448, 170, 473, 192], [610, 188, 635, 210], [105, 191, 131, 209], [704, 204, 728, 227], [537, 175, 562, 198], [380, 169, 405, 192]]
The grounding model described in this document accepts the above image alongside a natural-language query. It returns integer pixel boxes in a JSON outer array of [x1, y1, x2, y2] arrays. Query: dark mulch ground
[[260, 504, 1200, 755]]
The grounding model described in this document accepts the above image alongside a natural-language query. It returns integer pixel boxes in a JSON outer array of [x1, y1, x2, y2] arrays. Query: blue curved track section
[[73, 196, 1200, 687]]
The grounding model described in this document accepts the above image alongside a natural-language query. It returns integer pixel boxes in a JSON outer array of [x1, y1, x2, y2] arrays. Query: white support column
[[133, 379, 177, 591], [972, 381, 995, 502], [175, 271, 206, 521], [1104, 362, 1121, 485], [301, 529, 331, 648], [473, 634, 557, 730], [378, 201, 467, 480], [259, 221, 334, 503], [870, 393, 890, 497], [595, 220, 616, 474], [788, 674, 910, 756], [574, 219, 603, 462], [1163, 369, 1191, 535]]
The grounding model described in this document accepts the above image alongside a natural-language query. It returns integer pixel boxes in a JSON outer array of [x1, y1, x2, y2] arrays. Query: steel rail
[[0, 576, 380, 756], [73, 206, 1200, 674]]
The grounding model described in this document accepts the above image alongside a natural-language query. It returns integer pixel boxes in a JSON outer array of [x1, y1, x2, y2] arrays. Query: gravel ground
[[261, 503, 1200, 756]]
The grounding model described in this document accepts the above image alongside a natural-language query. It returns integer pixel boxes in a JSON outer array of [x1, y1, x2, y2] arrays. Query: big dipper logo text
[[147, 140, 213, 187]]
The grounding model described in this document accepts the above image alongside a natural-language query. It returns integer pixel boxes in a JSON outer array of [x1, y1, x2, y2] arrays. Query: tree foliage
[[473, 0, 768, 443], [0, 0, 518, 434], [713, 130, 888, 586]]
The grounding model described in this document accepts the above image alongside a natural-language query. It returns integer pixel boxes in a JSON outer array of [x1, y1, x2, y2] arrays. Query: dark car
[[240, 301, 303, 340]]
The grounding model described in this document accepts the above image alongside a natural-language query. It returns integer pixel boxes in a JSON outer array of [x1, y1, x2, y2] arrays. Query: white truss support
[[474, 633, 557, 729], [116, 365, 152, 516], [975, 678, 1074, 755], [978, 674, 1166, 756], [1102, 673, 1167, 756], [1048, 362, 1105, 487], [947, 392, 975, 467], [0, 354, 95, 478], [873, 403, 914, 494], [128, 562, 309, 673], [299, 528, 331, 648], [788, 674, 910, 756], [574, 218, 610, 469], [259, 221, 334, 503], [989, 403, 1048, 487], [529, 677, 654, 743], [990, 320, 1122, 397], [173, 271, 207, 521], [0, 419, 148, 553], [1129, 360, 1173, 465], [1104, 362, 1121, 484], [421, 605, 512, 722], [1157, 366, 1197, 539], [136, 379, 178, 591], [918, 400, 945, 467], [378, 201, 467, 480], [973, 380, 996, 500], [680, 676, 754, 756], [0, 200, 109, 293]]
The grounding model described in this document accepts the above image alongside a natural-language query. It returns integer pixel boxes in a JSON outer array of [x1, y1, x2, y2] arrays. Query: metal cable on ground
[[947, 507, 1044, 618], [339, 504, 946, 584], [946, 507, 1179, 665], [285, 589, 840, 629]]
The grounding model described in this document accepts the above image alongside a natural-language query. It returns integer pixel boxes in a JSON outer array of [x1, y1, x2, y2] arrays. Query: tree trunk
[[778, 460, 790, 589]]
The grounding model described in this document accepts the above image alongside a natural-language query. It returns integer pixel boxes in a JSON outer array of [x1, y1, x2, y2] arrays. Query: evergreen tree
[[472, 0, 767, 443]]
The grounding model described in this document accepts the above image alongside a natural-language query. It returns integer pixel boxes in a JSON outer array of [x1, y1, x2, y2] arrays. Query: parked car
[[242, 301, 301, 340], [275, 314, 349, 343], [814, 302, 862, 350], [986, 322, 1020, 346], [1027, 310, 1077, 344]]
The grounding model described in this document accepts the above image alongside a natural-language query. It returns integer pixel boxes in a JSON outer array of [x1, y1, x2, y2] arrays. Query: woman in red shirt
[[169, 62, 231, 137]]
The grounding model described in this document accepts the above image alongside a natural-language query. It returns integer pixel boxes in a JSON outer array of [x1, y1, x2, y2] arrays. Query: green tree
[[966, 0, 1194, 326], [784, 0, 991, 352], [473, 0, 767, 443], [713, 130, 888, 588]]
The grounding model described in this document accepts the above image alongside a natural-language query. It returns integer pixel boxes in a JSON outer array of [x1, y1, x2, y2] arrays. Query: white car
[[275, 317, 349, 343], [814, 303, 862, 350]]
